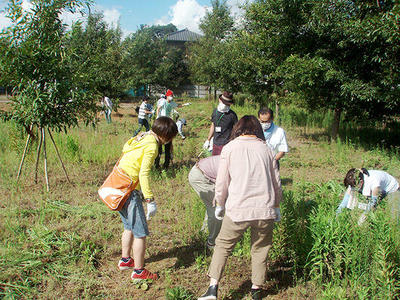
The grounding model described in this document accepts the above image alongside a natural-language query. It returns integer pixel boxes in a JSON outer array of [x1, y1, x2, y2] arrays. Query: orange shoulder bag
[[98, 158, 139, 211]]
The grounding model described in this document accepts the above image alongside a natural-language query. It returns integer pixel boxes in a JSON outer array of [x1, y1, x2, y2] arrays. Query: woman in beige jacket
[[198, 115, 282, 300]]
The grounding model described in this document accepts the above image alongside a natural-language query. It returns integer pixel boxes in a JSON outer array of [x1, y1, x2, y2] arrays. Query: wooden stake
[[34, 127, 43, 184], [16, 129, 32, 182], [42, 128, 49, 192], [48, 128, 71, 183]]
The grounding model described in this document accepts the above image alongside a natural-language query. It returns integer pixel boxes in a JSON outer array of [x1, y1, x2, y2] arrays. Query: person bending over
[[116, 117, 178, 281]]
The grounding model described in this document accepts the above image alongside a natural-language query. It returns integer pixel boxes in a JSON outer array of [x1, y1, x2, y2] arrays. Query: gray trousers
[[188, 165, 222, 246]]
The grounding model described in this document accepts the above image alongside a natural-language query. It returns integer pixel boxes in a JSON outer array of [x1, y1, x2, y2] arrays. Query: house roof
[[165, 29, 202, 42]]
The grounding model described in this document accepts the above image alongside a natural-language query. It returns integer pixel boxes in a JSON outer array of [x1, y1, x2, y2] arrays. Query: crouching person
[[188, 155, 222, 250], [340, 168, 400, 223], [117, 117, 178, 281], [198, 116, 282, 300]]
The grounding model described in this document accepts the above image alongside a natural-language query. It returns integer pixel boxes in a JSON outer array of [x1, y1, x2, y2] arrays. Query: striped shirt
[[138, 102, 151, 120]]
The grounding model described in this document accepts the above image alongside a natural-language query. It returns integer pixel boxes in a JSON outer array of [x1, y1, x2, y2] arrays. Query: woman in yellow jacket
[[117, 116, 177, 281]]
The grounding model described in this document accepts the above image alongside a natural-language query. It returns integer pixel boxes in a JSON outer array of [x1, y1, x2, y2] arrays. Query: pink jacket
[[214, 136, 282, 222], [197, 155, 221, 183]]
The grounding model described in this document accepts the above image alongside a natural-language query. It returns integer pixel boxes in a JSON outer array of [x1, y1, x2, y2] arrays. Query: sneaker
[[251, 288, 262, 300], [118, 257, 134, 270], [198, 285, 218, 300], [131, 268, 159, 282]]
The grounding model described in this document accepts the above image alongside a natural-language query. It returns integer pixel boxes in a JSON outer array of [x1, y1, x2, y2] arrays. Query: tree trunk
[[214, 88, 217, 102], [275, 100, 280, 124], [331, 108, 341, 140], [208, 86, 211, 101]]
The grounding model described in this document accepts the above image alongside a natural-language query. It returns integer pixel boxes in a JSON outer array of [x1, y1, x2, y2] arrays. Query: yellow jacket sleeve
[[139, 142, 158, 199]]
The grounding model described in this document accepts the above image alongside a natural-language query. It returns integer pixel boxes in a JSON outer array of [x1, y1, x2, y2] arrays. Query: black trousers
[[155, 141, 172, 169]]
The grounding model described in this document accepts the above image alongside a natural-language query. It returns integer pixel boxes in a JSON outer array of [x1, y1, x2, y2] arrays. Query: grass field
[[1, 99, 400, 299]]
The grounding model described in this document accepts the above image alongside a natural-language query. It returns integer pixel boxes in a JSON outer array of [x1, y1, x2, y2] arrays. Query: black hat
[[219, 91, 234, 105]]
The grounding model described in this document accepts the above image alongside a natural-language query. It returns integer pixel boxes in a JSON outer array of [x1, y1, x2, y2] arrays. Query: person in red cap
[[203, 91, 238, 155], [156, 90, 176, 118]]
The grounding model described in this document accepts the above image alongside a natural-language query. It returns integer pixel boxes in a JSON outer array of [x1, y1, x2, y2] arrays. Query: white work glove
[[146, 202, 157, 220], [215, 206, 225, 220], [203, 140, 210, 150], [182, 102, 191, 106], [274, 207, 281, 222]]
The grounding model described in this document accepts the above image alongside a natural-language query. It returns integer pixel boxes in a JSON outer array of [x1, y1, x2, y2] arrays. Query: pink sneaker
[[118, 257, 134, 270]]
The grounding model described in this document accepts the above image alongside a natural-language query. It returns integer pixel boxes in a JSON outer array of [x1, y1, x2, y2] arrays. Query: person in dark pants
[[133, 96, 153, 137], [203, 91, 238, 156], [154, 90, 178, 169], [154, 140, 172, 169]]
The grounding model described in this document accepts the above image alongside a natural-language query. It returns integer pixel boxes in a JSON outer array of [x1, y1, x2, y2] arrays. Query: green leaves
[[188, 0, 236, 91], [64, 12, 124, 97], [0, 0, 98, 131]]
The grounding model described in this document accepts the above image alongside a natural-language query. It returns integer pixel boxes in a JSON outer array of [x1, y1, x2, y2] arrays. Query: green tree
[[231, 0, 308, 101], [189, 0, 235, 94], [0, 0, 98, 188], [122, 24, 191, 92], [122, 25, 165, 92], [64, 12, 124, 98], [274, 0, 400, 138], [156, 46, 190, 89], [226, 0, 400, 137]]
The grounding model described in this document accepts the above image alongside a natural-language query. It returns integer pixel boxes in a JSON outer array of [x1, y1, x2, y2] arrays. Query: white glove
[[183, 102, 191, 106], [274, 207, 281, 222], [215, 206, 225, 220], [146, 202, 157, 220], [203, 140, 210, 150]]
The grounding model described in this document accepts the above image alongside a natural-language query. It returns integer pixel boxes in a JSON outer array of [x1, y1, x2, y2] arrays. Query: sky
[[0, 0, 252, 38]]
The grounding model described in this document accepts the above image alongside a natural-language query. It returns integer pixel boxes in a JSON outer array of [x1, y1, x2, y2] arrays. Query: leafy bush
[[165, 286, 194, 300]]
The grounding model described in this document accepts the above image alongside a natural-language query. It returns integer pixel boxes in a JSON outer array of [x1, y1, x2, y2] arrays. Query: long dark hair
[[230, 115, 265, 141]]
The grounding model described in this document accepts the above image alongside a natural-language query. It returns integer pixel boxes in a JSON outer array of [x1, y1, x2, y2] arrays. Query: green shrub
[[165, 286, 194, 300]]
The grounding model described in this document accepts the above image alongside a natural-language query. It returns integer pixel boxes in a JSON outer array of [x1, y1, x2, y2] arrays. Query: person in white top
[[103, 96, 113, 123], [340, 168, 400, 220], [156, 89, 179, 118], [156, 94, 166, 118], [133, 96, 153, 136], [258, 107, 288, 162], [175, 118, 187, 139]]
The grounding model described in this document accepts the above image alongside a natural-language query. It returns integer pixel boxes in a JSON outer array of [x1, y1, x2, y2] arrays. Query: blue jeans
[[119, 190, 149, 238], [133, 118, 150, 136]]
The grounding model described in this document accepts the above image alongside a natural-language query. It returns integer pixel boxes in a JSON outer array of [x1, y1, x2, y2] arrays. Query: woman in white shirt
[[342, 168, 400, 220]]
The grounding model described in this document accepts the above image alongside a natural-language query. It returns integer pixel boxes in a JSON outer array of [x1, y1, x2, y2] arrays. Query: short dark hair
[[258, 107, 274, 119], [152, 117, 178, 141], [230, 115, 265, 141], [143, 96, 150, 101], [344, 168, 369, 187]]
